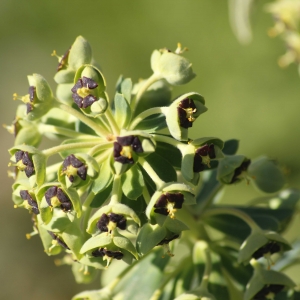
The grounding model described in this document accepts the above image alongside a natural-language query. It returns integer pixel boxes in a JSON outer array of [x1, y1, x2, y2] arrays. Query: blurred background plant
[[1, 1, 300, 299]]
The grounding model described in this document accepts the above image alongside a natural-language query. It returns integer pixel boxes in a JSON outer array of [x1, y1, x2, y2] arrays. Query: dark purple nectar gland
[[157, 234, 180, 246], [154, 192, 184, 218], [252, 241, 281, 260], [19, 190, 39, 214], [253, 284, 284, 300], [177, 98, 197, 129], [45, 186, 72, 212], [193, 144, 216, 172], [92, 248, 124, 267], [14, 150, 35, 178], [113, 135, 144, 164], [62, 154, 87, 183], [57, 48, 70, 71], [97, 213, 127, 233], [231, 159, 251, 184], [47, 231, 70, 250], [71, 77, 98, 109]]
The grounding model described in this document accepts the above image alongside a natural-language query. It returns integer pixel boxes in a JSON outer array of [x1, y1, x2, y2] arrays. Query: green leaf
[[80, 234, 112, 254], [90, 183, 112, 208], [136, 223, 167, 255], [222, 139, 239, 155], [155, 140, 182, 169], [114, 93, 132, 129], [92, 159, 113, 194], [121, 164, 144, 200], [113, 248, 171, 300], [121, 78, 132, 104], [143, 152, 177, 183]]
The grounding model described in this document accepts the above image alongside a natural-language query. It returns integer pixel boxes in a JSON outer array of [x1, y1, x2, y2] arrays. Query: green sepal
[[26, 74, 54, 121], [114, 92, 132, 129], [86, 203, 140, 235], [68, 36, 92, 70], [244, 265, 295, 300], [80, 233, 112, 254], [248, 156, 285, 193], [121, 164, 144, 200], [163, 92, 207, 141], [151, 49, 196, 85], [72, 288, 112, 300], [92, 159, 113, 195], [136, 223, 167, 255], [217, 155, 247, 184], [238, 228, 292, 264]]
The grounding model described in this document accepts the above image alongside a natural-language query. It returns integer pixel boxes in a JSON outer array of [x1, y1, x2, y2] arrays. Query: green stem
[[129, 107, 164, 130], [43, 141, 100, 157], [38, 124, 91, 138], [152, 134, 187, 152], [138, 157, 165, 189], [54, 101, 110, 137], [87, 141, 113, 156], [201, 207, 261, 231], [199, 244, 212, 290], [82, 191, 96, 239], [149, 257, 189, 300], [130, 73, 162, 112], [104, 106, 120, 136], [110, 174, 122, 205], [142, 186, 151, 204]]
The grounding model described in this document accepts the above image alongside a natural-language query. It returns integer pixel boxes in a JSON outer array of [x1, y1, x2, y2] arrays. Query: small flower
[[231, 159, 251, 183], [62, 154, 87, 182], [177, 98, 198, 129], [51, 48, 70, 72], [14, 150, 35, 178], [97, 213, 127, 234], [48, 231, 70, 251], [193, 143, 216, 172], [154, 192, 184, 218], [113, 135, 143, 164], [252, 284, 284, 300], [71, 77, 98, 108], [45, 186, 73, 212], [13, 86, 36, 114], [19, 190, 39, 214], [91, 247, 124, 261]]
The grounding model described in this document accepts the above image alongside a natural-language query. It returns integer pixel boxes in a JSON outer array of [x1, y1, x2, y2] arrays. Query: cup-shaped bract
[[86, 203, 140, 236], [21, 74, 54, 121], [238, 229, 291, 264], [151, 48, 196, 85], [181, 137, 224, 182], [247, 156, 285, 193], [72, 288, 112, 300], [244, 264, 295, 300], [163, 93, 207, 141], [217, 155, 251, 184], [58, 153, 99, 188]]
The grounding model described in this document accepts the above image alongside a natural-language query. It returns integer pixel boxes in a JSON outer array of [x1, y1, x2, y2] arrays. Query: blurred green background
[[1, 1, 300, 299]]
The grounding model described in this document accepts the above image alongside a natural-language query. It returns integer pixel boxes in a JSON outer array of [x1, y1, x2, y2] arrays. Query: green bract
[[7, 36, 298, 300]]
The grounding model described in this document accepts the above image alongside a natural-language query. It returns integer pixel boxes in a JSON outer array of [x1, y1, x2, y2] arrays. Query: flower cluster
[[7, 36, 298, 300]]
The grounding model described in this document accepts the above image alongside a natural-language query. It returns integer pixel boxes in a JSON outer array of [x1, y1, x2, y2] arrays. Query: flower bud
[[151, 45, 196, 85]]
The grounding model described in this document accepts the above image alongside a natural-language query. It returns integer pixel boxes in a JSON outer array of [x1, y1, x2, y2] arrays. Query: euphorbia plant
[[6, 36, 300, 300]]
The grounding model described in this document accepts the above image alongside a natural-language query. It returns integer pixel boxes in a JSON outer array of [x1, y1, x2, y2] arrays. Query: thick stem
[[152, 134, 187, 152], [202, 207, 261, 231], [38, 124, 91, 138], [129, 107, 164, 130], [138, 157, 165, 189], [104, 106, 120, 136], [130, 73, 162, 112], [110, 174, 122, 205], [54, 101, 110, 137]]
